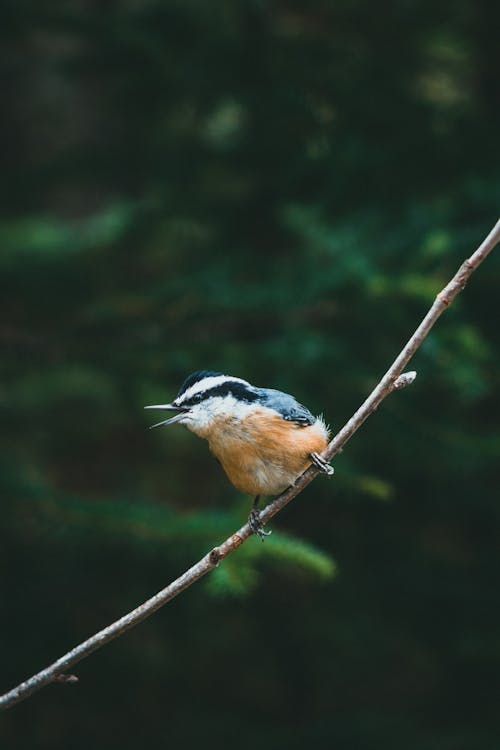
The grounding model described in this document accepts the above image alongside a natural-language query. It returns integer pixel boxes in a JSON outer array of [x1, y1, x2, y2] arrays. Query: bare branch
[[1, 219, 499, 710]]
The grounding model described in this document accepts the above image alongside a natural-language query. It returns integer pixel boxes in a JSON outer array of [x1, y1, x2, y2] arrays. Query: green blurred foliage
[[1, 0, 499, 748]]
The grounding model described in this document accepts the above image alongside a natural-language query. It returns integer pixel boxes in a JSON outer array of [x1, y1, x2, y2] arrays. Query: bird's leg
[[248, 495, 272, 540], [310, 452, 334, 476]]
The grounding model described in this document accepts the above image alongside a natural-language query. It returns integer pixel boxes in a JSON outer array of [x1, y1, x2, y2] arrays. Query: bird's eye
[[184, 393, 203, 407]]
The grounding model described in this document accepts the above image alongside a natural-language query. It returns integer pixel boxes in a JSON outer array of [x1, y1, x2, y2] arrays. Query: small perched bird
[[145, 371, 333, 537]]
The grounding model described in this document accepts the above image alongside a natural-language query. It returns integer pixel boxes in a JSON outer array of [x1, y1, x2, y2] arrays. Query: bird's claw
[[310, 452, 334, 476], [248, 509, 272, 540]]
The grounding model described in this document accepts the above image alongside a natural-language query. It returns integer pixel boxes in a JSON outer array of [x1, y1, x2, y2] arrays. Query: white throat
[[181, 395, 255, 437]]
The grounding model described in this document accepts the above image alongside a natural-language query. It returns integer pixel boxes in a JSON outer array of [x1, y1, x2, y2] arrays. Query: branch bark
[[1, 219, 499, 710]]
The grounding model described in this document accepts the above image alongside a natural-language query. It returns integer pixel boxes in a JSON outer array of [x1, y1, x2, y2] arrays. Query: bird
[[145, 371, 333, 538]]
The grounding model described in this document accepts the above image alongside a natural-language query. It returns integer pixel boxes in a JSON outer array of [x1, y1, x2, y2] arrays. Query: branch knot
[[209, 548, 221, 566]]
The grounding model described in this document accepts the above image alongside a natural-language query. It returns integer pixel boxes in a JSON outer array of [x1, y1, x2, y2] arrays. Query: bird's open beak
[[144, 404, 190, 429]]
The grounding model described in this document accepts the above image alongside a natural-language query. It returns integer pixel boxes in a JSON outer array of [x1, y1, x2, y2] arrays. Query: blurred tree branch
[[1, 219, 499, 711]]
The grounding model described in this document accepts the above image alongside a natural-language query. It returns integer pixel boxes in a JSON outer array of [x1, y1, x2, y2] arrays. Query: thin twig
[[1, 219, 499, 710]]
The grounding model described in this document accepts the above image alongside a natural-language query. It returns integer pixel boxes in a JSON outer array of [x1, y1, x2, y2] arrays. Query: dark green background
[[1, 1, 499, 748]]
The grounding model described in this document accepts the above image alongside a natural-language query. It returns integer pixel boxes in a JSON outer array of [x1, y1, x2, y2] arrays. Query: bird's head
[[145, 370, 260, 437]]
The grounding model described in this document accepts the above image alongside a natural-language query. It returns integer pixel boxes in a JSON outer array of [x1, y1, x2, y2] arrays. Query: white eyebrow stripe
[[177, 375, 251, 403]]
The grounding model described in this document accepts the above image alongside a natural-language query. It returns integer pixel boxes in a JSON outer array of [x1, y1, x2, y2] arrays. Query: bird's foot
[[248, 509, 272, 541], [310, 452, 334, 476]]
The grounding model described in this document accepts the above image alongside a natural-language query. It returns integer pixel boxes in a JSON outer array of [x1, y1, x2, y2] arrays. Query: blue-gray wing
[[258, 388, 316, 426]]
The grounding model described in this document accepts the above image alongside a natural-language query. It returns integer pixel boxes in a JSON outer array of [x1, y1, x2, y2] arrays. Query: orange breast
[[206, 408, 329, 496]]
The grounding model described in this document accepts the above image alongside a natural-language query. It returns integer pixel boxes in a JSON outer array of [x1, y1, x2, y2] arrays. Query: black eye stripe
[[181, 382, 258, 407]]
